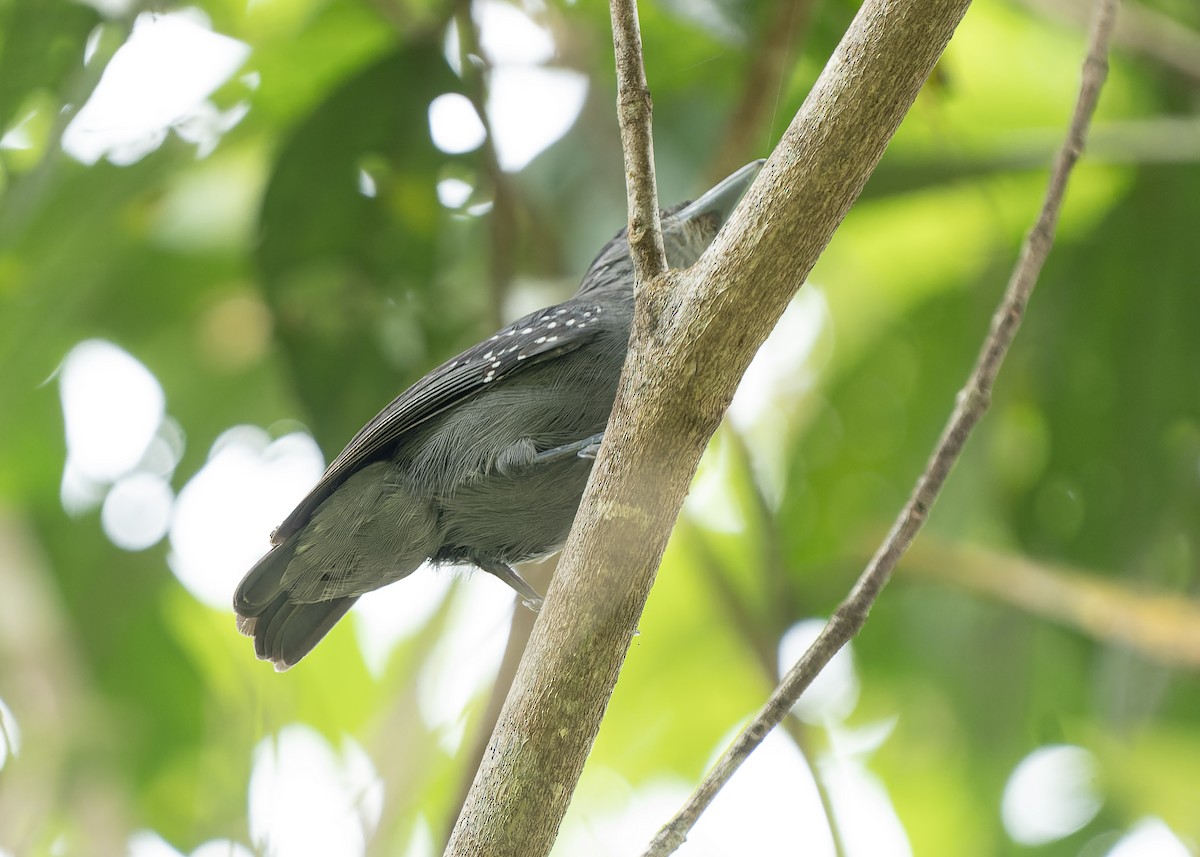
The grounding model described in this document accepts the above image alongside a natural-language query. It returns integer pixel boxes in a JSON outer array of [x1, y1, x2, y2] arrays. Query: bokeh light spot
[[440, 0, 587, 171], [1002, 744, 1101, 845], [63, 10, 250, 165], [170, 427, 324, 609], [487, 67, 587, 171], [249, 725, 383, 857], [60, 339, 165, 485], [0, 696, 20, 771], [428, 93, 485, 155], [1104, 818, 1191, 857], [101, 472, 174, 551], [416, 576, 513, 750], [437, 177, 473, 209]]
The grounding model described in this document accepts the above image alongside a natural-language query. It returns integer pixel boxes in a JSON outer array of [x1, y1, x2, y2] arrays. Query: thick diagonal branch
[[444, 0, 974, 852]]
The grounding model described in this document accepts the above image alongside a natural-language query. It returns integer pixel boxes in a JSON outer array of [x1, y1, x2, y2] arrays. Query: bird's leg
[[531, 432, 605, 465], [494, 433, 605, 477], [476, 558, 545, 612]]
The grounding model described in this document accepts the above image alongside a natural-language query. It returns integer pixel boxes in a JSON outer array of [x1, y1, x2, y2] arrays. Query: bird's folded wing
[[271, 301, 607, 544]]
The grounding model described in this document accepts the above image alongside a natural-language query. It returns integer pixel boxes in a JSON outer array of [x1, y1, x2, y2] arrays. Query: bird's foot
[[477, 558, 545, 610], [531, 432, 605, 466]]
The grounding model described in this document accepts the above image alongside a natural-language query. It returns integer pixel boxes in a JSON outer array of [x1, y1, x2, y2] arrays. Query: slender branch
[[642, 0, 1120, 853], [444, 0, 974, 850], [1020, 0, 1200, 87], [609, 0, 666, 283], [681, 518, 847, 857], [699, 432, 846, 856], [902, 539, 1200, 668]]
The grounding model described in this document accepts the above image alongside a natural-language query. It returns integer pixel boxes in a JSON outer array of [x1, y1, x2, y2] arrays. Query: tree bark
[[443, 0, 973, 853]]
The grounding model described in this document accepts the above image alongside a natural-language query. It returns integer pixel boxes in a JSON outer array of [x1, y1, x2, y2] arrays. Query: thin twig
[[682, 517, 847, 857], [1020, 0, 1200, 87], [642, 0, 1119, 853], [609, 0, 666, 283]]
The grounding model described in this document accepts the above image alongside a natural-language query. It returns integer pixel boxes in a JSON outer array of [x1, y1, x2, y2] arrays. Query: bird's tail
[[233, 544, 359, 671]]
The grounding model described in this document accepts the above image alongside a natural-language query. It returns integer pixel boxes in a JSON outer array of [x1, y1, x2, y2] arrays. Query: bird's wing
[[271, 300, 609, 544]]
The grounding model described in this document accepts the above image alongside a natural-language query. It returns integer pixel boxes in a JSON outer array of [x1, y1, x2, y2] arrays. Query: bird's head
[[576, 159, 764, 298]]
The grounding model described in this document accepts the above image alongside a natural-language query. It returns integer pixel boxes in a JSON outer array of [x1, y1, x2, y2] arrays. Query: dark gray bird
[[234, 161, 762, 669]]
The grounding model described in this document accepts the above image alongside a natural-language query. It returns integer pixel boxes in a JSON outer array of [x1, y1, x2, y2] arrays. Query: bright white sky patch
[[169, 427, 324, 609], [727, 288, 828, 509], [354, 566, 454, 677], [357, 168, 378, 198], [487, 67, 587, 171], [428, 93, 485, 154], [729, 288, 826, 431], [128, 831, 254, 857], [683, 431, 747, 534], [444, 0, 555, 72], [60, 339, 165, 484], [77, 0, 139, 16], [557, 627, 902, 856], [681, 729, 835, 855], [401, 816, 436, 857], [434, 0, 587, 172], [191, 842, 256, 857], [249, 725, 383, 857], [553, 773, 694, 857], [1106, 818, 1191, 857], [437, 177, 473, 209], [555, 725, 908, 856], [127, 831, 186, 857], [821, 748, 913, 857], [63, 9, 250, 165], [102, 471, 174, 551], [0, 696, 19, 772], [416, 575, 514, 751], [1002, 744, 1102, 845], [0, 110, 34, 151]]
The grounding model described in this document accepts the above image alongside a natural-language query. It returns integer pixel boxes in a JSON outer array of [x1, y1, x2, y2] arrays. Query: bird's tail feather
[[234, 544, 358, 670]]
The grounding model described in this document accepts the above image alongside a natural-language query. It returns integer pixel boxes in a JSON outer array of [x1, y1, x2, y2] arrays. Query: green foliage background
[[1, 0, 1198, 854]]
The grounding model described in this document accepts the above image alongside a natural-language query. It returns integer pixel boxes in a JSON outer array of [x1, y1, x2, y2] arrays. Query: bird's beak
[[674, 159, 765, 224]]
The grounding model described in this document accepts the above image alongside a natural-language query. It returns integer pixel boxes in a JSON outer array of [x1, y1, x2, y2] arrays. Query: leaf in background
[[0, 0, 98, 133], [257, 38, 467, 451]]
